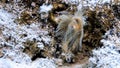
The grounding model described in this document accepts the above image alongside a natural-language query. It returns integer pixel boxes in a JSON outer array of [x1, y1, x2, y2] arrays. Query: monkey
[[50, 14, 73, 58], [62, 15, 85, 62], [53, 10, 86, 62], [55, 14, 73, 37], [63, 17, 84, 52]]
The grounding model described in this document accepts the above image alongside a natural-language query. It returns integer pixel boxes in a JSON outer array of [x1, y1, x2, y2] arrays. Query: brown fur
[[54, 11, 85, 62]]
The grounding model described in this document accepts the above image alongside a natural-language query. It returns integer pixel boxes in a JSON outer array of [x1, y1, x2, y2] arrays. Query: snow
[[0, 58, 31, 68], [31, 58, 56, 68], [39, 4, 53, 21], [0, 8, 51, 49], [63, 0, 111, 13], [13, 0, 21, 3], [89, 27, 120, 68], [0, 58, 56, 68], [0, 0, 119, 68], [39, 4, 53, 13], [63, 0, 81, 4], [0, 8, 55, 68], [64, 0, 111, 6]]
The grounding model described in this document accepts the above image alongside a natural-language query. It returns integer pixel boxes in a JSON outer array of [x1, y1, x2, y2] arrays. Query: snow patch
[[31, 58, 56, 68], [64, 0, 111, 6], [39, 4, 53, 13], [0, 58, 56, 68], [89, 28, 120, 68], [0, 7, 55, 68]]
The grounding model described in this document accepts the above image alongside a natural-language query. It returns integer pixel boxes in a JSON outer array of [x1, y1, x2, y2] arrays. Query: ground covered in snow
[[0, 8, 56, 68], [88, 25, 120, 68], [0, 0, 120, 68]]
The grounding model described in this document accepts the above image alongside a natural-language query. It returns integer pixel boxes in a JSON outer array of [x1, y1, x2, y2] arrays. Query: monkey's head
[[55, 15, 72, 24], [69, 17, 83, 31]]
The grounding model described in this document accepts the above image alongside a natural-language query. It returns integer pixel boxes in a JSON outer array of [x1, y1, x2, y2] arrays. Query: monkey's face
[[54, 17, 61, 23], [55, 15, 72, 24], [70, 17, 82, 31]]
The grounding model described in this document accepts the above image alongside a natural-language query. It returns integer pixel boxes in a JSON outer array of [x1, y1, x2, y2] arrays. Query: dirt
[[58, 53, 89, 68]]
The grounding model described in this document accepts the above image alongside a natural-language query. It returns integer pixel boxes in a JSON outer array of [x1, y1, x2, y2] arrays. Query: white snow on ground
[[63, 0, 111, 13], [39, 4, 53, 21], [31, 58, 56, 68], [39, 4, 53, 13], [0, 58, 56, 68], [63, 0, 111, 5], [89, 26, 120, 68], [0, 0, 119, 68], [0, 58, 31, 68], [0, 8, 56, 68]]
